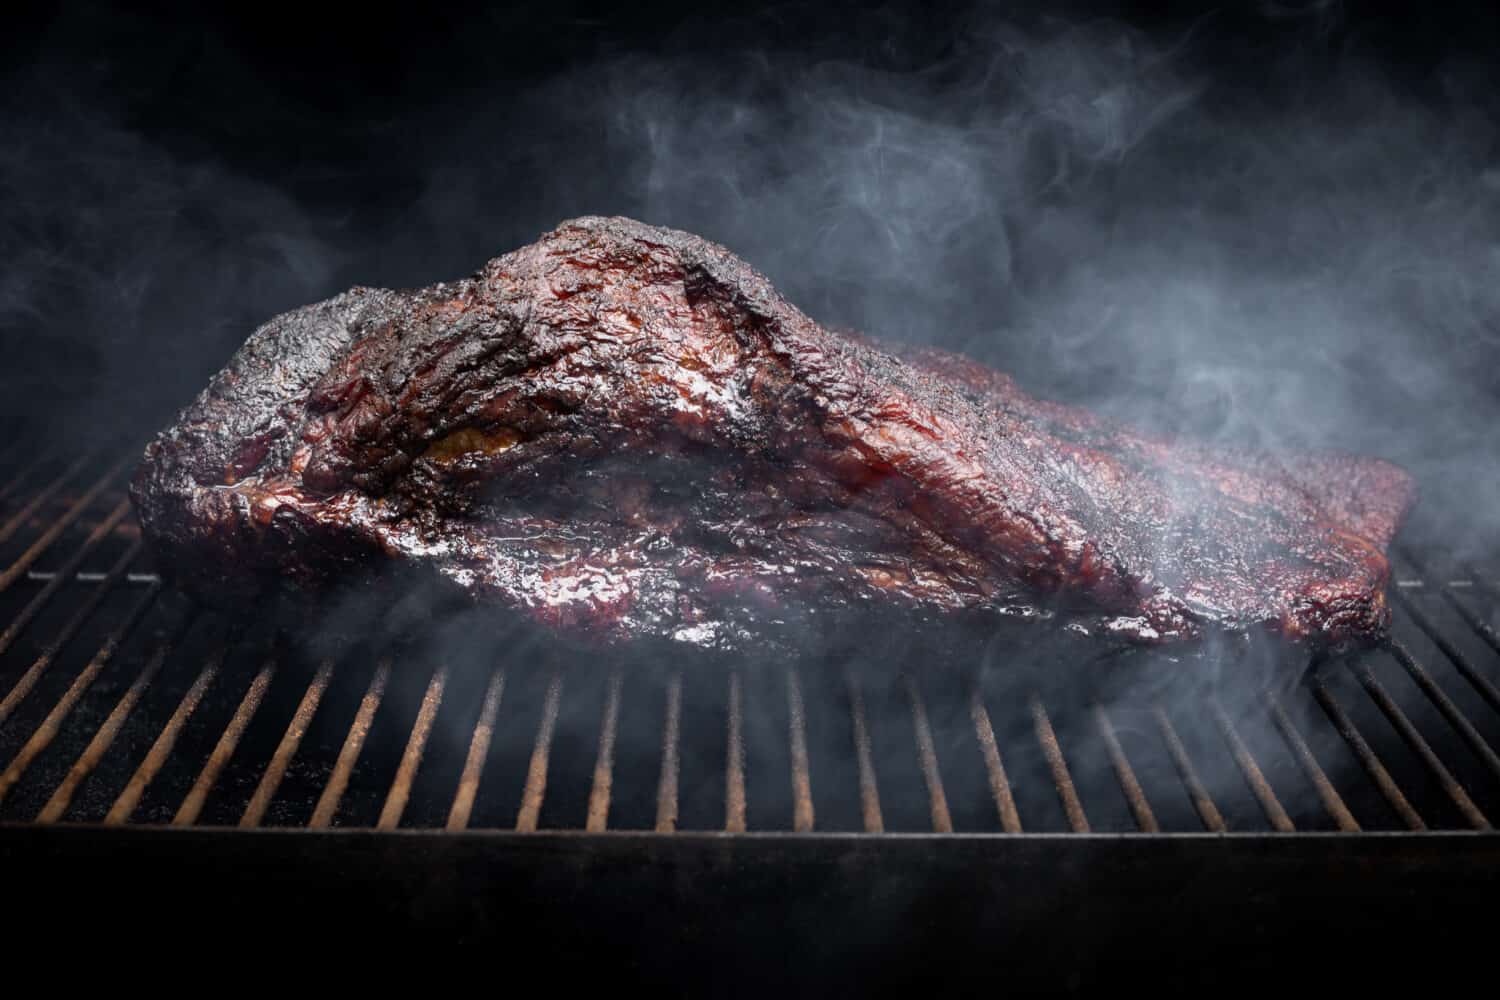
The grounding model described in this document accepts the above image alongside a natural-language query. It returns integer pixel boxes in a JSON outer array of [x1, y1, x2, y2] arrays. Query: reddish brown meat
[[130, 216, 1415, 651]]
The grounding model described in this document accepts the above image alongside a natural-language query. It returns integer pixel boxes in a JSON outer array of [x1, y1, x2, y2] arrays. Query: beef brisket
[[130, 216, 1415, 651]]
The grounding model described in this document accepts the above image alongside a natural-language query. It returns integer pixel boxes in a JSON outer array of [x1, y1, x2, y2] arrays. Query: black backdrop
[[4, 0, 1499, 540]]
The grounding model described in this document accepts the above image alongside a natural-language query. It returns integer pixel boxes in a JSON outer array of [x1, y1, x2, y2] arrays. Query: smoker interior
[[3, 429, 1499, 983]]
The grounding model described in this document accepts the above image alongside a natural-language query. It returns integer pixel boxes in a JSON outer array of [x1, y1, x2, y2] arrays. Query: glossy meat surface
[[130, 216, 1415, 651]]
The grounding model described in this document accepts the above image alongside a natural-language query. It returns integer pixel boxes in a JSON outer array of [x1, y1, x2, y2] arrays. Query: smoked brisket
[[130, 216, 1415, 651]]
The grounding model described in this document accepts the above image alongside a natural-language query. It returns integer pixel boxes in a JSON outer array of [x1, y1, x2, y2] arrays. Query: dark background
[[4, 0, 1499, 545]]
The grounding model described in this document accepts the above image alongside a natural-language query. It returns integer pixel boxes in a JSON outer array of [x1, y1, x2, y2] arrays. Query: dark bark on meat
[[130, 216, 1415, 652]]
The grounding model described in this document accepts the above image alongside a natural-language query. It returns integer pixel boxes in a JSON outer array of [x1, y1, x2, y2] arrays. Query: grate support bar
[[1267, 693, 1360, 831], [0, 579, 162, 806], [1032, 693, 1089, 833], [308, 659, 391, 829], [1153, 705, 1227, 833], [654, 672, 683, 833], [515, 670, 563, 833], [907, 676, 954, 833], [446, 667, 505, 831], [846, 671, 884, 834], [238, 658, 335, 828], [1309, 674, 1425, 830], [105, 631, 235, 825], [1093, 703, 1159, 833], [969, 689, 1021, 833], [585, 669, 623, 833], [1349, 661, 1489, 830], [35, 612, 195, 822], [1209, 698, 1295, 832]]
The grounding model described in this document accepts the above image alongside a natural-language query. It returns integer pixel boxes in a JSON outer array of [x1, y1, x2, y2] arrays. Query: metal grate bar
[[0, 452, 95, 546], [238, 658, 335, 828], [0, 578, 162, 806], [846, 671, 884, 833], [0, 540, 141, 726], [787, 668, 815, 832], [1266, 692, 1359, 831], [1031, 693, 1089, 833], [446, 667, 505, 831], [0, 460, 130, 594], [1093, 703, 1159, 832], [969, 689, 1021, 833], [308, 659, 392, 828], [377, 663, 449, 830], [35, 612, 195, 822], [1309, 674, 1425, 830], [0, 498, 130, 659], [1208, 698, 1294, 832], [1394, 596, 1500, 720], [725, 670, 746, 832], [1386, 637, 1500, 784], [585, 668, 623, 832], [1349, 661, 1490, 830], [906, 676, 953, 833], [515, 670, 562, 832], [654, 671, 683, 832], [1153, 705, 1227, 832], [173, 654, 277, 826], [104, 632, 235, 824]]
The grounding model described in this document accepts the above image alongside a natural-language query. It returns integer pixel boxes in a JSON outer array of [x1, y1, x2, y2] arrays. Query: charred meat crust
[[131, 215, 1416, 652]]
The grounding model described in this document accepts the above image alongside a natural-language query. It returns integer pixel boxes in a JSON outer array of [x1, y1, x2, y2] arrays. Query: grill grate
[[3, 442, 1500, 836]]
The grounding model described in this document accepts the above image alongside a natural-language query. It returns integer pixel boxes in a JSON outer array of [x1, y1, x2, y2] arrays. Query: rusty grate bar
[[787, 668, 815, 832], [906, 676, 953, 833], [585, 668, 623, 832], [104, 632, 236, 825], [1309, 674, 1425, 830], [725, 670, 746, 832], [1394, 596, 1500, 720], [1093, 703, 1159, 833], [1266, 692, 1359, 831], [969, 688, 1021, 833], [0, 452, 96, 546], [654, 671, 683, 833], [446, 666, 505, 831], [0, 577, 162, 806], [1385, 637, 1500, 785], [0, 459, 131, 594], [1152, 705, 1227, 832], [1348, 661, 1489, 830], [378, 663, 449, 830], [846, 670, 884, 833], [309, 659, 392, 829], [238, 658, 335, 828], [1208, 698, 1294, 832], [515, 670, 563, 832], [447, 668, 507, 833], [35, 611, 196, 822], [0, 539, 142, 728], [1031, 693, 1089, 833], [0, 498, 130, 660], [172, 653, 277, 826]]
